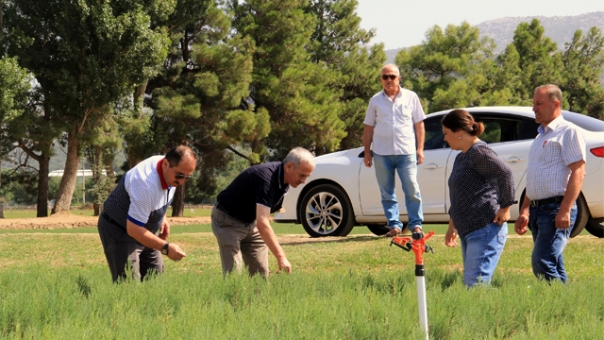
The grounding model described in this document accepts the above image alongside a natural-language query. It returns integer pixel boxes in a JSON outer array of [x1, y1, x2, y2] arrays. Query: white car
[[274, 107, 604, 238]]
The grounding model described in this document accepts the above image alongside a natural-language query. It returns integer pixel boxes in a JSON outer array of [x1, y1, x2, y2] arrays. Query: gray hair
[[283, 147, 315, 168], [381, 64, 400, 76], [534, 84, 563, 104]]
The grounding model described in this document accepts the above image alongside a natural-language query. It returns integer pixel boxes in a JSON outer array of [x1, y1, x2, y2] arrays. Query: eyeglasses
[[175, 173, 193, 180], [381, 74, 398, 80]]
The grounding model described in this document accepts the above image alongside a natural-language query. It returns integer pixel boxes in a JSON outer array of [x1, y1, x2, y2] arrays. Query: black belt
[[531, 196, 564, 207], [215, 202, 231, 216], [101, 212, 122, 227], [214, 203, 250, 224]]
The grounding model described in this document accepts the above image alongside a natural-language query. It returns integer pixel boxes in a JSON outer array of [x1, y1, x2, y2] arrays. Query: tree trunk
[[52, 130, 80, 214], [36, 153, 50, 217], [0, 162, 3, 219], [125, 81, 148, 168], [171, 184, 185, 217], [92, 146, 103, 216]]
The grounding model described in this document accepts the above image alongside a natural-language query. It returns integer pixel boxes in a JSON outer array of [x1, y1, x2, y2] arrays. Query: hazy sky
[[356, 0, 604, 50]]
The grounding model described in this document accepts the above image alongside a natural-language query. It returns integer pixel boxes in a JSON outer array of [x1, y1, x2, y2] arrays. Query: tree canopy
[[1, 2, 603, 214]]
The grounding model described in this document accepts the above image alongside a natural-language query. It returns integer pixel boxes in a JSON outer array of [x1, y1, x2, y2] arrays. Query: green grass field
[[0, 212, 602, 339]]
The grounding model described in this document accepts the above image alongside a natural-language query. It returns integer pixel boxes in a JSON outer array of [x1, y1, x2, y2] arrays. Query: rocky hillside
[[477, 11, 604, 53], [386, 11, 604, 62]]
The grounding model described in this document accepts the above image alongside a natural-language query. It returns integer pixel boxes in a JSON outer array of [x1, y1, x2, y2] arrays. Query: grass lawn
[[0, 215, 602, 339]]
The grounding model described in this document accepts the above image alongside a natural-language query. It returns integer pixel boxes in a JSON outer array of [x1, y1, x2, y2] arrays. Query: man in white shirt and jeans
[[363, 64, 425, 237], [515, 84, 586, 282]]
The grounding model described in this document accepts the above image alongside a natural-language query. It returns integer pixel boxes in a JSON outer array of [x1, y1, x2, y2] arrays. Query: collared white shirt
[[526, 115, 586, 200], [363, 87, 425, 155]]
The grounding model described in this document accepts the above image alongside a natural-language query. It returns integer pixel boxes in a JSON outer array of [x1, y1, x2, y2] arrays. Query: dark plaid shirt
[[448, 141, 515, 238]]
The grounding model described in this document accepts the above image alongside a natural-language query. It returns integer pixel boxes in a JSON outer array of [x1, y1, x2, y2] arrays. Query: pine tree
[[2, 0, 174, 214]]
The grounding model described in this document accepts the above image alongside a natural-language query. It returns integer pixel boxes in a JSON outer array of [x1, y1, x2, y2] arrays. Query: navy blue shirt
[[448, 141, 515, 238], [217, 162, 289, 223]]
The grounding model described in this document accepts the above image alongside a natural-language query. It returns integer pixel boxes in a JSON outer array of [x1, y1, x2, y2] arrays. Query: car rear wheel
[[367, 224, 389, 236], [299, 184, 355, 237], [585, 219, 604, 238]]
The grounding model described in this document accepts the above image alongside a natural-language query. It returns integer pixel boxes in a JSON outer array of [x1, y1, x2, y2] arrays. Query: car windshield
[[563, 112, 604, 132]]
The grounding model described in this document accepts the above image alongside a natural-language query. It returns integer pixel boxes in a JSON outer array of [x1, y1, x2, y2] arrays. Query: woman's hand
[[493, 206, 511, 226], [445, 219, 458, 247]]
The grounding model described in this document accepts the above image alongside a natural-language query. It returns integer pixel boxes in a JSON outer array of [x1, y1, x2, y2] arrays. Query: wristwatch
[[161, 242, 169, 255]]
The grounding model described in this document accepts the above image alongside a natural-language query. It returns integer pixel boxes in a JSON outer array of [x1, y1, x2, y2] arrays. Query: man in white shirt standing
[[363, 64, 425, 237], [515, 84, 586, 282]]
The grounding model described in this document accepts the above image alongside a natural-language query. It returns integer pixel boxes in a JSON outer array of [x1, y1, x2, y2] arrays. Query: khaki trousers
[[211, 205, 269, 277]]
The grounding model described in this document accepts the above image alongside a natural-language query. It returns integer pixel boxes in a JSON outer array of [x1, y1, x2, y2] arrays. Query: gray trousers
[[98, 214, 164, 282], [211, 205, 269, 277]]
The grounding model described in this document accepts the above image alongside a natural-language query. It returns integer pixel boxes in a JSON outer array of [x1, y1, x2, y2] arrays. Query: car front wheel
[[299, 184, 355, 237]]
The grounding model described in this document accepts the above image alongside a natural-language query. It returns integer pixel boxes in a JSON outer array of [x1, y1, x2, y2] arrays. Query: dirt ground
[[0, 212, 211, 230], [0, 212, 365, 244]]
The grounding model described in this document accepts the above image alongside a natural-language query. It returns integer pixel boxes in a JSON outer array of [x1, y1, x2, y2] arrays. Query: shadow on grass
[[279, 234, 383, 246]]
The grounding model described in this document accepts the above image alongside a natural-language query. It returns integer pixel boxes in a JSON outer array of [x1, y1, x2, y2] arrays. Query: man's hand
[[555, 210, 572, 229], [416, 150, 424, 165], [363, 152, 373, 168], [256, 205, 292, 274], [167, 243, 186, 261], [278, 256, 292, 274], [514, 214, 529, 235], [515, 198, 531, 235]]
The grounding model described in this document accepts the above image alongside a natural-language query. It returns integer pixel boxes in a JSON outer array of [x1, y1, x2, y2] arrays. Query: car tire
[[298, 184, 355, 237], [367, 224, 389, 236], [519, 191, 587, 238], [572, 195, 588, 237], [584, 219, 604, 238]]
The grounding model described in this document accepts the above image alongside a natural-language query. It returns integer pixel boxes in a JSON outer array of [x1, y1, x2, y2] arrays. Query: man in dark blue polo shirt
[[212, 147, 315, 277]]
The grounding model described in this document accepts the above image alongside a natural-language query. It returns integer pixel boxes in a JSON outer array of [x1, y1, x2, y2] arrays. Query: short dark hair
[[164, 145, 198, 167], [441, 109, 484, 136]]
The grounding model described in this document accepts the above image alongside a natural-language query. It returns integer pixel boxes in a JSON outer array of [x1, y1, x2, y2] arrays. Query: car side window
[[474, 117, 522, 143], [519, 118, 540, 140], [480, 120, 502, 143], [424, 116, 447, 150]]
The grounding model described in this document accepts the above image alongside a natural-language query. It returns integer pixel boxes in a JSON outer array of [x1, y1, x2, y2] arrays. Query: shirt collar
[[381, 87, 402, 99], [279, 162, 289, 191], [538, 115, 565, 135], [156, 159, 170, 190]]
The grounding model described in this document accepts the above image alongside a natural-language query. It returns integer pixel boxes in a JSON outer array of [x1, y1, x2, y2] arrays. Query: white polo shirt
[[363, 87, 426, 156]]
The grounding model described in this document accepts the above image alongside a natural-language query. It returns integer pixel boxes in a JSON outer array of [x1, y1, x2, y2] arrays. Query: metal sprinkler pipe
[[390, 230, 435, 340]]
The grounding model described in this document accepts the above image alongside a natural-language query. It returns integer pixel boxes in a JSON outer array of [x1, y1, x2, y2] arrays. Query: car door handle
[[505, 157, 523, 164], [423, 163, 443, 170]]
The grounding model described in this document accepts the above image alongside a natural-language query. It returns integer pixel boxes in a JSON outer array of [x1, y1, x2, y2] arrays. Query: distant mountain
[[385, 11, 604, 63], [477, 12, 604, 53]]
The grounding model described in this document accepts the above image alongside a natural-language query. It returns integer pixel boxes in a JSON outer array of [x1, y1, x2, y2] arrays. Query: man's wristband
[[161, 242, 169, 255]]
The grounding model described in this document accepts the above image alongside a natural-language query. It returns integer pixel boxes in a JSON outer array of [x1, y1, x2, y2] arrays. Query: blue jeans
[[460, 222, 507, 287], [529, 202, 577, 283], [372, 153, 423, 231]]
